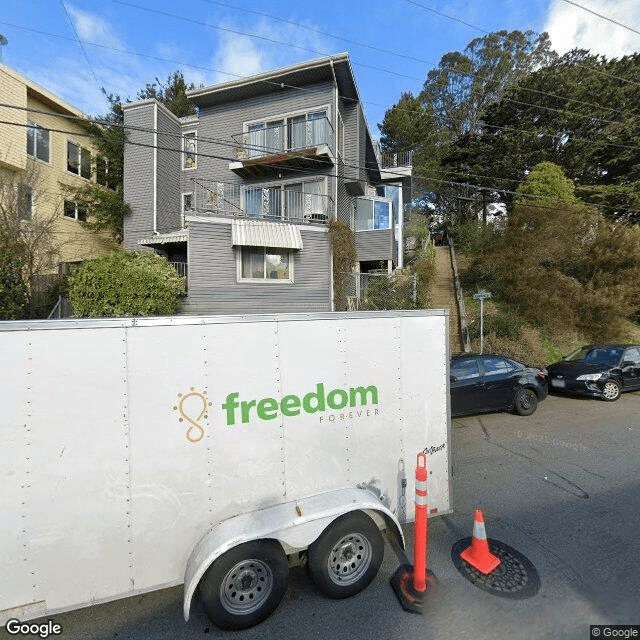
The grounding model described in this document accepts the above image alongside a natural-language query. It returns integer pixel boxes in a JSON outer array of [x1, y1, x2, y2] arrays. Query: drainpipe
[[329, 59, 339, 311], [153, 102, 158, 234]]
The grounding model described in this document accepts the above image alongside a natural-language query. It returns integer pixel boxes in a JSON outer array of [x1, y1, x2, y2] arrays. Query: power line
[[404, 0, 489, 34], [2, 114, 637, 219], [1, 14, 637, 138], [59, 0, 105, 100], [560, 0, 640, 37]]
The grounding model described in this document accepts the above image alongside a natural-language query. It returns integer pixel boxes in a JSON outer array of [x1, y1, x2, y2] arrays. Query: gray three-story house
[[123, 53, 410, 314]]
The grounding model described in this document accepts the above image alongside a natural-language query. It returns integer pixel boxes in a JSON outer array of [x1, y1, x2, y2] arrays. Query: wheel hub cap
[[220, 559, 273, 614], [327, 533, 372, 586]]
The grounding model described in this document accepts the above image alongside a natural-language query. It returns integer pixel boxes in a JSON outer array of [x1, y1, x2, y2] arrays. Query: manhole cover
[[451, 537, 540, 599]]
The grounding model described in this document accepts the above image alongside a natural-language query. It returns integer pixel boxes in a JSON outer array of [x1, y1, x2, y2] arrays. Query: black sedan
[[450, 354, 548, 417], [546, 344, 640, 401]]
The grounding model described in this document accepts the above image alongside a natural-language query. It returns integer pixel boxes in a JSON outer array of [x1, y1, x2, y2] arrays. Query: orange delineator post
[[413, 452, 428, 592]]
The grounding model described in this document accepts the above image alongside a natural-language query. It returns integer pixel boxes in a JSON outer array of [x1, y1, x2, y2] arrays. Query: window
[[183, 131, 197, 169], [451, 358, 480, 380], [245, 109, 328, 158], [182, 193, 194, 212], [17, 185, 33, 221], [481, 357, 516, 376], [244, 180, 326, 221], [240, 247, 291, 280], [355, 198, 392, 231], [64, 200, 87, 222], [27, 122, 50, 162], [67, 142, 92, 179]]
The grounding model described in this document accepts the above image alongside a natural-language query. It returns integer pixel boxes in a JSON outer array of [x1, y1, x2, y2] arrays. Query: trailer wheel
[[199, 539, 289, 630], [307, 510, 384, 599]]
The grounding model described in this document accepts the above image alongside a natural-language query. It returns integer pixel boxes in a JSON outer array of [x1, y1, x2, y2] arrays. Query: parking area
[[2, 391, 639, 640]]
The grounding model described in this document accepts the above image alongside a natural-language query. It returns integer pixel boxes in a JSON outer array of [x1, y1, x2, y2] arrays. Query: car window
[[481, 356, 515, 376], [582, 348, 623, 366], [623, 348, 640, 365], [451, 358, 480, 380]]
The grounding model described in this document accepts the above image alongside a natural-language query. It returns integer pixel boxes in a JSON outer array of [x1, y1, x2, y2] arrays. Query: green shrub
[[413, 245, 436, 307], [68, 251, 186, 317]]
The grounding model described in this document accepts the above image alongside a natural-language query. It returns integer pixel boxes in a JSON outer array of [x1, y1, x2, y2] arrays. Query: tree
[[443, 51, 640, 222], [469, 164, 640, 340], [68, 251, 186, 317], [381, 30, 556, 224], [0, 162, 66, 318], [137, 71, 197, 118]]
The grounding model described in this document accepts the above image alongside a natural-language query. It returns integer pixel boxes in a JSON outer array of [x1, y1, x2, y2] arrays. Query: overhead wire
[[2, 110, 637, 219]]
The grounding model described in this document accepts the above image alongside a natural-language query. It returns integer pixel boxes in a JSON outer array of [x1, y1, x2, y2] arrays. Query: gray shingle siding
[[123, 104, 155, 251], [156, 109, 181, 233], [355, 230, 394, 262], [180, 221, 331, 314]]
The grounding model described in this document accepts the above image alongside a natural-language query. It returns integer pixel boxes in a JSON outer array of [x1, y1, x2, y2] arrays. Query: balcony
[[229, 115, 335, 178], [190, 179, 333, 224]]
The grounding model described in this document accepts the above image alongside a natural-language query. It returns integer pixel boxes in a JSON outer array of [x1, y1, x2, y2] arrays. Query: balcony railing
[[380, 151, 414, 169], [190, 179, 333, 224], [169, 261, 188, 277], [231, 116, 334, 161]]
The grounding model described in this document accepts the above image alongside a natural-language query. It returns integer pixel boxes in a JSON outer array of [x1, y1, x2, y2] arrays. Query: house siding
[[355, 229, 394, 262], [181, 221, 331, 314], [123, 103, 156, 251], [156, 108, 181, 233]]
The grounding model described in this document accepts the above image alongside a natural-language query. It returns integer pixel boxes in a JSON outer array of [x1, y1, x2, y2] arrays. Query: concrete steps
[[430, 246, 464, 353]]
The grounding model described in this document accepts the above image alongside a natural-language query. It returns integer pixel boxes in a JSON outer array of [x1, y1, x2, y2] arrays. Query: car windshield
[[564, 346, 623, 366]]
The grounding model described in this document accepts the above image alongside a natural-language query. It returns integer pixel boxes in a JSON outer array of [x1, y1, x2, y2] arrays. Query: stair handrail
[[448, 237, 472, 353]]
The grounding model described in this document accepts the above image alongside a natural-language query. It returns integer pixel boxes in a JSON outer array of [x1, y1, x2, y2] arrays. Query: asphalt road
[[2, 390, 639, 640]]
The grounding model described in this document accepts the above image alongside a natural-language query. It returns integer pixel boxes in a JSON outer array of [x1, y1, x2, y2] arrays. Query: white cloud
[[64, 3, 123, 49], [207, 17, 333, 86], [545, 0, 640, 59]]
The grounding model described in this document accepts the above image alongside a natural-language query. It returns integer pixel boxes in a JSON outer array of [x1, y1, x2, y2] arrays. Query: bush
[[413, 245, 436, 307], [68, 251, 186, 317]]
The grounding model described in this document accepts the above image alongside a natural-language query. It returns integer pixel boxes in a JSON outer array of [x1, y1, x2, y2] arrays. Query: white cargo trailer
[[1, 311, 451, 630]]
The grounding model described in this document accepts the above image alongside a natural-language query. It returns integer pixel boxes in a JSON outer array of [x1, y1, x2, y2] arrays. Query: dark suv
[[546, 344, 640, 401]]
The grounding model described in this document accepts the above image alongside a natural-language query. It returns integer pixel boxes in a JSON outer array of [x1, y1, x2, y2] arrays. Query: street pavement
[[2, 391, 639, 640]]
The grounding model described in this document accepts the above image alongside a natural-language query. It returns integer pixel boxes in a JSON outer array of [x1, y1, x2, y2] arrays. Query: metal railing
[[380, 151, 414, 169], [231, 116, 334, 160], [169, 262, 188, 277], [191, 179, 332, 223]]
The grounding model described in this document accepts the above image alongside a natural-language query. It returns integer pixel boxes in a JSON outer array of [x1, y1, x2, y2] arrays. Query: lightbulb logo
[[173, 388, 212, 443]]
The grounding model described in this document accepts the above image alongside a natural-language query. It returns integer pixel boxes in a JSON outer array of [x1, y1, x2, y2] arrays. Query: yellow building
[[0, 63, 117, 277]]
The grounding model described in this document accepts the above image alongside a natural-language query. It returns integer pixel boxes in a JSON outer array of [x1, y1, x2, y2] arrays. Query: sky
[[1, 0, 639, 137]]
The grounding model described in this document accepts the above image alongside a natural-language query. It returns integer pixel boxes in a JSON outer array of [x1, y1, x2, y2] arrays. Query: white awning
[[139, 230, 188, 246], [231, 220, 303, 250]]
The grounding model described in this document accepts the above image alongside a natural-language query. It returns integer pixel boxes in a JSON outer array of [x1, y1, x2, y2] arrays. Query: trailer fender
[[183, 487, 403, 621]]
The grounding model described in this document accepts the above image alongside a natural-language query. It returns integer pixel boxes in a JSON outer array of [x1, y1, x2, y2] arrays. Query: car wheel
[[602, 379, 621, 402], [307, 511, 384, 599], [514, 388, 538, 416], [199, 539, 289, 630]]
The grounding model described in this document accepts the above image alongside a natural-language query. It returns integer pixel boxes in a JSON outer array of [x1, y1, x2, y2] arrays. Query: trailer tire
[[199, 539, 289, 630], [307, 510, 384, 599]]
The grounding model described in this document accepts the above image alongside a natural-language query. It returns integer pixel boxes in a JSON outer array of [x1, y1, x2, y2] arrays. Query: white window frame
[[182, 131, 197, 170], [63, 200, 87, 222], [27, 122, 50, 163], [355, 197, 393, 231], [182, 192, 194, 213], [240, 177, 328, 221], [243, 104, 331, 153], [67, 141, 92, 179], [236, 246, 294, 283]]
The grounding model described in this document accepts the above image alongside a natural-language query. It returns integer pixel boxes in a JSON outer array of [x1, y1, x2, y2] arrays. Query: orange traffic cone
[[460, 510, 501, 574]]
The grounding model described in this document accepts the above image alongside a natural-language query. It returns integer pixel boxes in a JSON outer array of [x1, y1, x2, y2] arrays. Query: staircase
[[430, 246, 464, 353]]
